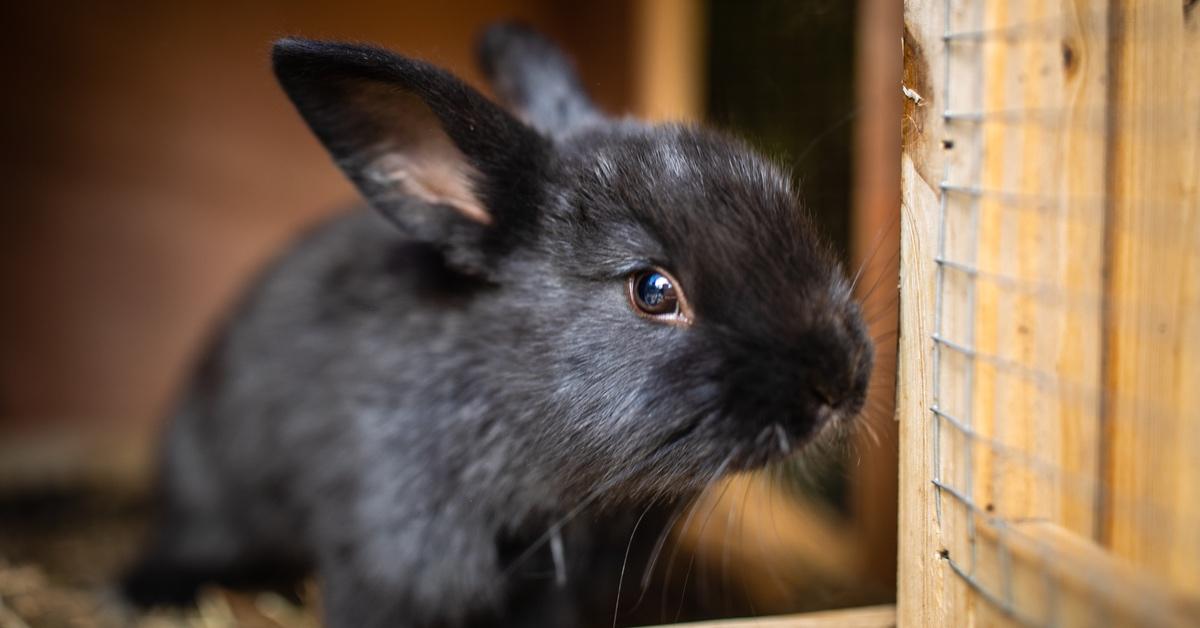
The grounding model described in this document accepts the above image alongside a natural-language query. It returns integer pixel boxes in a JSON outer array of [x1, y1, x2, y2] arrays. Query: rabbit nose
[[809, 382, 837, 407]]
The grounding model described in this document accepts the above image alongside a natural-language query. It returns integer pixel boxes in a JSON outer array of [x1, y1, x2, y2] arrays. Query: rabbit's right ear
[[477, 23, 603, 137], [272, 38, 550, 275]]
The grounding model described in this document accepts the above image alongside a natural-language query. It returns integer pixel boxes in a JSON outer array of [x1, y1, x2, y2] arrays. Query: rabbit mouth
[[728, 406, 844, 471], [639, 398, 849, 481]]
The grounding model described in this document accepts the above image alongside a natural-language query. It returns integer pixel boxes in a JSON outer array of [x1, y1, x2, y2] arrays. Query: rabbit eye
[[628, 269, 692, 325], [634, 271, 676, 313]]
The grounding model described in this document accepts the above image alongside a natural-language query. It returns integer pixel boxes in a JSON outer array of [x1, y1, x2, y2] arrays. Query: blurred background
[[0, 0, 899, 625]]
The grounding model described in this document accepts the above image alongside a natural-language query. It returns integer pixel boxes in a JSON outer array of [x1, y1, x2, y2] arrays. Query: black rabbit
[[123, 23, 873, 628]]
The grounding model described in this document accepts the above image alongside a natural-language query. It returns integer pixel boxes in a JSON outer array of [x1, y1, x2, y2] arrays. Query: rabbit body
[[124, 24, 873, 628]]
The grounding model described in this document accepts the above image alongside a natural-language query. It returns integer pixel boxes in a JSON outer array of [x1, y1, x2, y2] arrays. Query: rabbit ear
[[477, 23, 602, 137], [272, 38, 549, 274]]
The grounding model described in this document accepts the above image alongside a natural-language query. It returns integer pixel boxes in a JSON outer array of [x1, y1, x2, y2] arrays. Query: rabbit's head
[[273, 26, 873, 501]]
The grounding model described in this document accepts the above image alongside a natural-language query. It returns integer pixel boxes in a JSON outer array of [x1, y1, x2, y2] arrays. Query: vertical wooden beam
[[967, 0, 1107, 537], [851, 0, 902, 596], [631, 0, 705, 122], [901, 0, 1112, 624], [1102, 0, 1200, 597], [901, 0, 1200, 619], [897, 150, 948, 627], [1055, 0, 1109, 540], [897, 1, 949, 624]]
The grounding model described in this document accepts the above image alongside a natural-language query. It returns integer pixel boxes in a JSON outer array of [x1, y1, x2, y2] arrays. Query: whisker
[[848, 203, 901, 294], [638, 446, 738, 594], [865, 314, 899, 334], [612, 502, 655, 628], [657, 493, 713, 620], [856, 245, 901, 306], [859, 415, 883, 448], [718, 479, 737, 614], [657, 447, 741, 621], [871, 328, 900, 344], [502, 432, 688, 580], [863, 294, 901, 325], [767, 463, 786, 547], [628, 499, 687, 616], [797, 106, 862, 164], [671, 476, 735, 622], [862, 404, 894, 423], [754, 470, 796, 598]]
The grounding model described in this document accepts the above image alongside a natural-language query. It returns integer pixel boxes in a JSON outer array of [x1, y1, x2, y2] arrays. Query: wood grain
[[967, 0, 1107, 539], [1102, 0, 1200, 597], [895, 0, 948, 595], [631, 0, 704, 122], [659, 604, 896, 628], [850, 0, 903, 596], [899, 0, 1198, 625]]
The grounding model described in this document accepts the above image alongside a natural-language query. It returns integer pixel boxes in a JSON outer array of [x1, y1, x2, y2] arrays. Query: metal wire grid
[[915, 0, 1200, 624], [932, 0, 998, 618], [928, 2, 1113, 625]]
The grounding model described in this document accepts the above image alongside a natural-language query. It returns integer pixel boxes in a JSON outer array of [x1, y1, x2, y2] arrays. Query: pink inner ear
[[354, 84, 493, 225], [366, 152, 492, 225]]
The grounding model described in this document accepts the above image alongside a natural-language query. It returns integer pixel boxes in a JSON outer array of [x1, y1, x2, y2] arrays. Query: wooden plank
[[896, 15, 946, 628], [1176, 0, 1200, 597], [901, 1, 1112, 625], [936, 1, 985, 622], [898, 1, 949, 626], [1054, 0, 1109, 541], [630, 0, 704, 122], [849, 0, 903, 596], [897, 154, 947, 628], [1102, 0, 1200, 597], [983, 520, 1199, 627], [904, 0, 1200, 622], [659, 604, 896, 628], [968, 0, 1107, 536]]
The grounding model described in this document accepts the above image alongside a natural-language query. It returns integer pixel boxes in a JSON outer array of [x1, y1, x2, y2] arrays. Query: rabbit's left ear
[[272, 38, 550, 274]]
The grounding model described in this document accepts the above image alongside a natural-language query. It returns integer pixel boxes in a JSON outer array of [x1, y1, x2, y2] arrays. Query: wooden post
[[1102, 0, 1200, 596], [631, 0, 705, 122], [854, 0, 902, 600], [851, 0, 903, 596], [964, 0, 1108, 542], [897, 4, 949, 626], [900, 0, 1200, 625]]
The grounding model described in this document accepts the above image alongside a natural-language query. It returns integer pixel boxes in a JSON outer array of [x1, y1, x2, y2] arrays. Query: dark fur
[[124, 23, 873, 628]]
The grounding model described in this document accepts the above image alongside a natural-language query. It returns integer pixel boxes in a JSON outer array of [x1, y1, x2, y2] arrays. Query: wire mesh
[[923, 0, 1199, 625]]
